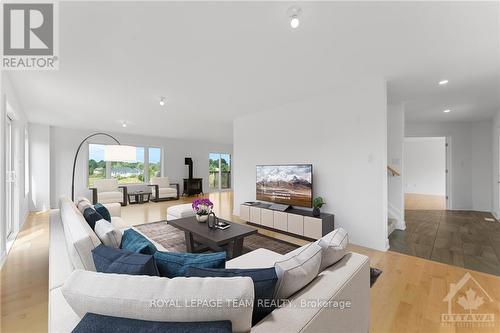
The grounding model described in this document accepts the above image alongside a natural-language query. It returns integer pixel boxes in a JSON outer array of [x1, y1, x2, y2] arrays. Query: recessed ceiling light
[[439, 80, 449, 85], [122, 122, 127, 127], [159, 96, 166, 106], [287, 6, 302, 29], [443, 109, 451, 113]]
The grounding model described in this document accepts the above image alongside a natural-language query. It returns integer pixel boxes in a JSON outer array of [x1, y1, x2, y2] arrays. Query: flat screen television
[[256, 164, 313, 208]]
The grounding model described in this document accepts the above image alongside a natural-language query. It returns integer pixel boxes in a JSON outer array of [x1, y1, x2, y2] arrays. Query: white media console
[[239, 203, 335, 240]]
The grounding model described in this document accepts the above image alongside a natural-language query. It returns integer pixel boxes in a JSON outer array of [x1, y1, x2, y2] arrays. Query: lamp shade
[[104, 145, 136, 162]]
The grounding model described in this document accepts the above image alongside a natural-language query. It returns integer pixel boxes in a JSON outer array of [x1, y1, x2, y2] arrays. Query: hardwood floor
[[2, 192, 500, 332], [405, 193, 446, 210], [389, 210, 500, 276], [1, 212, 49, 333]]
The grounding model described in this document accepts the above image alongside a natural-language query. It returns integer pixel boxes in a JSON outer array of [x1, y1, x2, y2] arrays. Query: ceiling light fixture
[[443, 109, 451, 113], [122, 122, 127, 128], [287, 6, 302, 29], [438, 80, 449, 85], [159, 96, 166, 106]]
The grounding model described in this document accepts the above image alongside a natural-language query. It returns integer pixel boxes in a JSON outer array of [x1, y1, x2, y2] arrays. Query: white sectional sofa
[[49, 197, 370, 333]]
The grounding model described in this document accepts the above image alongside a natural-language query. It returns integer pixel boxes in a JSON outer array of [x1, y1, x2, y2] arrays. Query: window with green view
[[88, 144, 162, 186]]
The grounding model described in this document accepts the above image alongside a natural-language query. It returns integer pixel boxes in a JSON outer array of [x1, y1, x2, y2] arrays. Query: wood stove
[[183, 158, 203, 196]]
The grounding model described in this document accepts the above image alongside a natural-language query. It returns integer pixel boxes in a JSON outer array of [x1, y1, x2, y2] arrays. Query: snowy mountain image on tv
[[256, 165, 312, 208]]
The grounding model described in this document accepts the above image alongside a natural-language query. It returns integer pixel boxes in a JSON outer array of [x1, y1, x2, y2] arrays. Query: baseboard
[[384, 238, 390, 251]]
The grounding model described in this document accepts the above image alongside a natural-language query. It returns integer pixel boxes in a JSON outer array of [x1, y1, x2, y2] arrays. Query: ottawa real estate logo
[[441, 272, 495, 328], [2, 2, 59, 70]]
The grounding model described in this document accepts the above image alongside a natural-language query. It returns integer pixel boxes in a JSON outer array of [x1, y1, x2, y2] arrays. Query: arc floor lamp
[[71, 132, 136, 201]]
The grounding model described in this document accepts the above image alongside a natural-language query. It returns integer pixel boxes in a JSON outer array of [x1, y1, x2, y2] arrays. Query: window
[[111, 147, 144, 184], [88, 144, 162, 186], [88, 144, 107, 186], [209, 153, 231, 191], [149, 147, 161, 179]]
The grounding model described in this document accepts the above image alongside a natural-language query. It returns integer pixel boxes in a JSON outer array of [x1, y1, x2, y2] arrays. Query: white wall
[[0, 71, 5, 263], [29, 123, 51, 211], [233, 78, 388, 251], [492, 110, 500, 218], [387, 104, 405, 226], [406, 121, 492, 211], [471, 121, 493, 211], [0, 72, 29, 265], [404, 137, 446, 195], [48, 126, 232, 208]]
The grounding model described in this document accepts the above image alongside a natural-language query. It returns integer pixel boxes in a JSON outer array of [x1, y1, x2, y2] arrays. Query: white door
[[6, 116, 14, 238]]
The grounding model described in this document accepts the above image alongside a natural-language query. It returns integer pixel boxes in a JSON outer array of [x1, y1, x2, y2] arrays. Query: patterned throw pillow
[[120, 228, 158, 255], [94, 203, 111, 222], [154, 251, 226, 278], [82, 207, 104, 230], [75, 197, 92, 214]]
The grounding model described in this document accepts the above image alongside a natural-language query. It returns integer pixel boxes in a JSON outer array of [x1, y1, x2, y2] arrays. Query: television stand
[[268, 203, 290, 212], [239, 203, 334, 241]]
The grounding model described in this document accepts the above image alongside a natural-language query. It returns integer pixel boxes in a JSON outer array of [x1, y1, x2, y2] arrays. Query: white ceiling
[[8, 1, 500, 143]]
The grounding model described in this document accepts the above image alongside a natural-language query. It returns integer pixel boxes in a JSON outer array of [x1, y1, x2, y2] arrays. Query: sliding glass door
[[209, 153, 231, 191]]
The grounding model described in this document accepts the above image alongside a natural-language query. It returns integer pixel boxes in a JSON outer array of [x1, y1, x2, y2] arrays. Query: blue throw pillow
[[92, 244, 159, 276], [82, 207, 104, 230], [121, 228, 158, 255], [94, 203, 111, 222], [73, 313, 232, 333], [154, 251, 226, 278], [186, 267, 278, 325]]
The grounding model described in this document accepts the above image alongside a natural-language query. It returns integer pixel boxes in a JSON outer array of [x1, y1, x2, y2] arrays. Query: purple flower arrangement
[[192, 198, 214, 216]]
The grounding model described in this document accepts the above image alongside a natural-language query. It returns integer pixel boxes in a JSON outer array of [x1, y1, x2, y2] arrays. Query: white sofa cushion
[[227, 248, 284, 269], [155, 187, 177, 198], [316, 228, 349, 271], [59, 197, 101, 271], [98, 191, 123, 204], [151, 176, 170, 188], [62, 270, 255, 333], [50, 287, 81, 333], [103, 202, 122, 217], [49, 210, 75, 290], [94, 179, 119, 192], [94, 220, 122, 248], [273, 243, 322, 299], [167, 203, 196, 219], [251, 252, 370, 333]]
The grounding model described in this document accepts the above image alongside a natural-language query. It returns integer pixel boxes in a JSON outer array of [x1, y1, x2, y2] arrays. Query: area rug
[[135, 221, 299, 255], [135, 221, 382, 287]]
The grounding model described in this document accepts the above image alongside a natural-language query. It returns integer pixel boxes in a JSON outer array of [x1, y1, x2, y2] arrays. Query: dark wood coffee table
[[168, 217, 258, 258]]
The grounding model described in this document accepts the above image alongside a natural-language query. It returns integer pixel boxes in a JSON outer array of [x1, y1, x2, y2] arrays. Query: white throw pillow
[[62, 270, 254, 333], [273, 243, 322, 299], [316, 228, 349, 271], [94, 219, 122, 248]]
